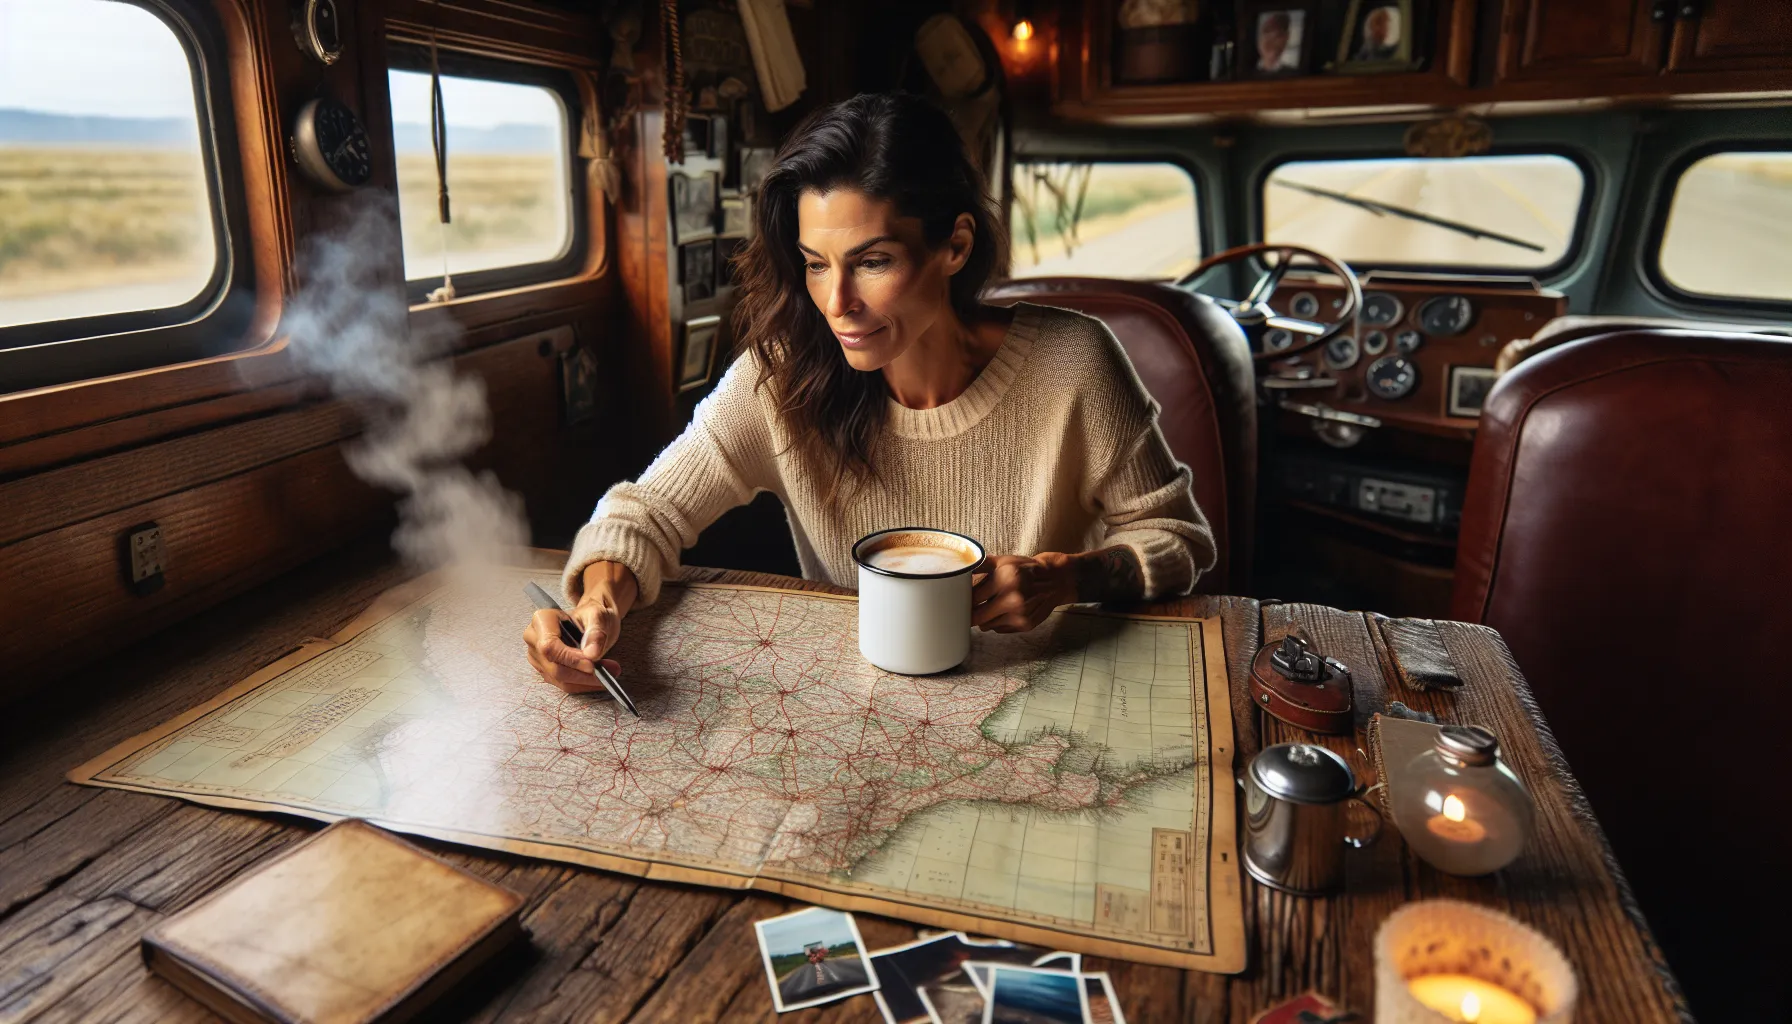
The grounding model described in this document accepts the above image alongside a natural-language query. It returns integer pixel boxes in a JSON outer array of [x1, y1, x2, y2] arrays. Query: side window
[[0, 0, 221, 334], [1657, 150, 1792, 305], [1008, 161, 1201, 280], [387, 61, 579, 297]]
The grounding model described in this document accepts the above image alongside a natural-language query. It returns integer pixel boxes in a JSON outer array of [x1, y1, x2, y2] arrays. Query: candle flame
[[1443, 794, 1467, 822], [1461, 990, 1481, 1022], [1012, 19, 1035, 41]]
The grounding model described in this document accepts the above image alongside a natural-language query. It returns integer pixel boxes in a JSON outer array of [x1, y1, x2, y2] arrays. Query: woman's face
[[796, 187, 973, 372]]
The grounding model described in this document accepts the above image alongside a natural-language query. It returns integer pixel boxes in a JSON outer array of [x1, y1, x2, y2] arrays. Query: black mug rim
[[851, 527, 986, 580]]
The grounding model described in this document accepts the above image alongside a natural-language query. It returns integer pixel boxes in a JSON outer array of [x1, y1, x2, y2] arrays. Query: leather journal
[[141, 819, 524, 1024]]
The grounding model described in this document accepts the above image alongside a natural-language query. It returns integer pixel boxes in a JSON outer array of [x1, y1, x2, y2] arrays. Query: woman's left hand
[[972, 553, 1077, 633]]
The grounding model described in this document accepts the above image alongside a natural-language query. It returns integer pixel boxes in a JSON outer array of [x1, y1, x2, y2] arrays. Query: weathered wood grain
[[0, 558, 1688, 1022]]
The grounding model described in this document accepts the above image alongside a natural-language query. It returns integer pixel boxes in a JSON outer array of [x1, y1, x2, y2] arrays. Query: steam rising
[[278, 197, 529, 571]]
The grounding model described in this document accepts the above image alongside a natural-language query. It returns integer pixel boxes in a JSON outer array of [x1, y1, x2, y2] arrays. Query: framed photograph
[[752, 906, 877, 1013], [709, 113, 728, 160], [1335, 0, 1421, 74], [676, 315, 724, 393], [1241, 4, 1315, 78], [738, 146, 775, 193], [558, 345, 599, 427], [669, 170, 718, 245], [679, 239, 716, 303], [719, 194, 750, 238], [1448, 365, 1500, 418]]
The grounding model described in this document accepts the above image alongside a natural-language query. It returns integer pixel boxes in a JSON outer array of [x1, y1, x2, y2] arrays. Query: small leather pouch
[[1369, 615, 1463, 692], [1250, 635, 1354, 735]]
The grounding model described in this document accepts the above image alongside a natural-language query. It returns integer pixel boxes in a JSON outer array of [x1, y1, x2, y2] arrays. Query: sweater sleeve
[[562, 355, 775, 606], [1079, 323, 1219, 600]]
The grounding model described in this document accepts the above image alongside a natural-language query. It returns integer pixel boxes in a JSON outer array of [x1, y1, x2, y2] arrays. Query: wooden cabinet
[[1495, 0, 1792, 93], [1496, 0, 1667, 82], [1666, 0, 1792, 74]]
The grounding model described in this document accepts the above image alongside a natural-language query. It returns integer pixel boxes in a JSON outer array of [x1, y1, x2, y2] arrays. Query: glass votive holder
[[1388, 725, 1533, 876], [1374, 899, 1577, 1024]]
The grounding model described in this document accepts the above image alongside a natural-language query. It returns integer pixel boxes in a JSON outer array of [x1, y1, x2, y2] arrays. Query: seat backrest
[[1453, 328, 1792, 1020], [986, 278, 1256, 594]]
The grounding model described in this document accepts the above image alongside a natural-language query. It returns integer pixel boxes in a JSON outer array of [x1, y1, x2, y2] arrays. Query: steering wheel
[[1176, 242, 1363, 365]]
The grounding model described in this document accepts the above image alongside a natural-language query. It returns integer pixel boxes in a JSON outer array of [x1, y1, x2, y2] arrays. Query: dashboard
[[1263, 272, 1568, 438]]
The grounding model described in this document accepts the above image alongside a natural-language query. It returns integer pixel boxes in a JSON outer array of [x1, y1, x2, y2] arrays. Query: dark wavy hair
[[730, 92, 1005, 499]]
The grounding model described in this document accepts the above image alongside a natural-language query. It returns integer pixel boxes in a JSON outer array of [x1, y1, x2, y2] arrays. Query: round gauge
[[1361, 292, 1404, 327], [1363, 330, 1389, 356], [1289, 291, 1320, 318], [1418, 295, 1476, 336], [1366, 355, 1420, 400], [1263, 327, 1295, 353], [1324, 335, 1360, 371], [291, 97, 372, 192], [1396, 330, 1424, 354], [292, 0, 343, 65]]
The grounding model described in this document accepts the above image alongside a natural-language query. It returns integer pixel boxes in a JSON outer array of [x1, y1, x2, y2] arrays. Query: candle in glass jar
[[1425, 793, 1488, 843], [1407, 973, 1538, 1024]]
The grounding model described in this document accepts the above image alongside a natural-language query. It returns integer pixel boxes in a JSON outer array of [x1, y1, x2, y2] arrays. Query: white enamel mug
[[852, 527, 986, 675]]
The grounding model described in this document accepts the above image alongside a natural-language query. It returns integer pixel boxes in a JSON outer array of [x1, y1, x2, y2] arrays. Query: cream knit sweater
[[563, 303, 1216, 606]]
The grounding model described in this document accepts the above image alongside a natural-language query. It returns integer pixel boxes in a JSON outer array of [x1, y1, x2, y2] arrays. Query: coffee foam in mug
[[859, 530, 980, 576]]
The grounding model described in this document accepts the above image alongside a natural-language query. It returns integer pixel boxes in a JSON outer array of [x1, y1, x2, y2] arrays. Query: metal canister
[[1240, 743, 1381, 895]]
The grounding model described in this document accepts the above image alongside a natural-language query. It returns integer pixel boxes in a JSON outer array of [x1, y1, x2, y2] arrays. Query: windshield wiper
[[1271, 179, 1546, 253]]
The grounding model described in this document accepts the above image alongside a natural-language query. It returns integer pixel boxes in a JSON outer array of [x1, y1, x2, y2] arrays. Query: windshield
[[1263, 155, 1585, 271]]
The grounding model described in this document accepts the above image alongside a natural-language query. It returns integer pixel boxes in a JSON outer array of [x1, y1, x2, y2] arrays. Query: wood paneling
[[1667, 0, 1792, 73], [1497, 0, 1666, 82]]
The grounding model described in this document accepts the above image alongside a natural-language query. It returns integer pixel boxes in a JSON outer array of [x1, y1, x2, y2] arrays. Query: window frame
[[1005, 156, 1208, 281], [0, 0, 253, 395], [386, 46, 588, 304], [1253, 147, 1598, 279], [1644, 141, 1792, 314]]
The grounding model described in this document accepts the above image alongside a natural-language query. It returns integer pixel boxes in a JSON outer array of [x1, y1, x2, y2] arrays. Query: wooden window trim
[[0, 0, 606, 463]]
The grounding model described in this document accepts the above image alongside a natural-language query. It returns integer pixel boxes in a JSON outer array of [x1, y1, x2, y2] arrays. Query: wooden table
[[0, 542, 1689, 1022]]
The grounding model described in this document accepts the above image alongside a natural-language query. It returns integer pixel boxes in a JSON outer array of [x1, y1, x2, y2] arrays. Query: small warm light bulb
[[1443, 794, 1467, 822], [1012, 19, 1034, 41], [1461, 990, 1482, 1022]]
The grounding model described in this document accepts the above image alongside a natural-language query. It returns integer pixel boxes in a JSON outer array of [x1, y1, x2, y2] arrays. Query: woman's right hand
[[523, 561, 640, 693]]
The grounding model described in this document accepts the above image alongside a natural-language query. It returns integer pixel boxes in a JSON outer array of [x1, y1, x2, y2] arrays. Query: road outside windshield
[[1009, 161, 1201, 281], [1264, 154, 1585, 270]]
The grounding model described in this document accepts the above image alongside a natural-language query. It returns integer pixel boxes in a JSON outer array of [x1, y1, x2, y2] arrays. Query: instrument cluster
[[1268, 277, 1566, 436]]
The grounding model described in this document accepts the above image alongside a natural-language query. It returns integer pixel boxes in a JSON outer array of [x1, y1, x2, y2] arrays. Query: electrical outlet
[[122, 521, 166, 595]]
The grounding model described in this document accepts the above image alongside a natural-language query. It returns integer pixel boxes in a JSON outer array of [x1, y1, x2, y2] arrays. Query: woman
[[525, 93, 1214, 693]]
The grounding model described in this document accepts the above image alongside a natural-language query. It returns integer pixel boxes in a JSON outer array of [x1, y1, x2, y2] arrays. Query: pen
[[523, 581, 640, 717]]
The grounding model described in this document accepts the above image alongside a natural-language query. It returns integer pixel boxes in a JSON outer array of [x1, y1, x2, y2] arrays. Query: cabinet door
[[1667, 0, 1792, 73], [1497, 0, 1667, 82]]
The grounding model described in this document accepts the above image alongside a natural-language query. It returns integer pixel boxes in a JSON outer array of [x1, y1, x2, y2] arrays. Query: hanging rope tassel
[[660, 0, 685, 165], [426, 33, 456, 303]]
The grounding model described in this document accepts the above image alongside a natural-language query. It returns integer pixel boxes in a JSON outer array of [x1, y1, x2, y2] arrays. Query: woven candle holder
[[1374, 900, 1578, 1024]]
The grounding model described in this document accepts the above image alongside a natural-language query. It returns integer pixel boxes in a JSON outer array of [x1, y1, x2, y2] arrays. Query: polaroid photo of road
[[964, 952, 1081, 998], [981, 965, 1090, 1024], [755, 906, 879, 1012], [1083, 973, 1126, 1024]]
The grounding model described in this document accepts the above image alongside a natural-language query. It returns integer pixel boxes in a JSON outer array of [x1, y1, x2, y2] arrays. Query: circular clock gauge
[[1367, 355, 1420, 399], [1289, 291, 1320, 318], [1361, 292, 1404, 327], [1396, 330, 1424, 354], [1418, 295, 1476, 336], [1263, 327, 1295, 353], [291, 97, 372, 192], [1363, 329, 1389, 356], [292, 0, 343, 65], [1324, 335, 1360, 371]]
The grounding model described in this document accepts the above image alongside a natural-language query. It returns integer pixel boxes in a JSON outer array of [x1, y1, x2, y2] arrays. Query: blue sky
[[0, 0, 562, 131]]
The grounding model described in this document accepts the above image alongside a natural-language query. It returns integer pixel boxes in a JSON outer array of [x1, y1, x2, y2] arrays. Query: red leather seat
[[988, 278, 1256, 594], [1453, 328, 1792, 1020]]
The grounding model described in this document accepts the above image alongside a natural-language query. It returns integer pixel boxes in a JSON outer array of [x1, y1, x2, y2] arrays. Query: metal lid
[[1249, 743, 1357, 804], [1436, 725, 1499, 766]]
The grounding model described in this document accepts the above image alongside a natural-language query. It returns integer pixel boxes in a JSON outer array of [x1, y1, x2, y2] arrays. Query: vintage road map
[[72, 568, 1244, 971]]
